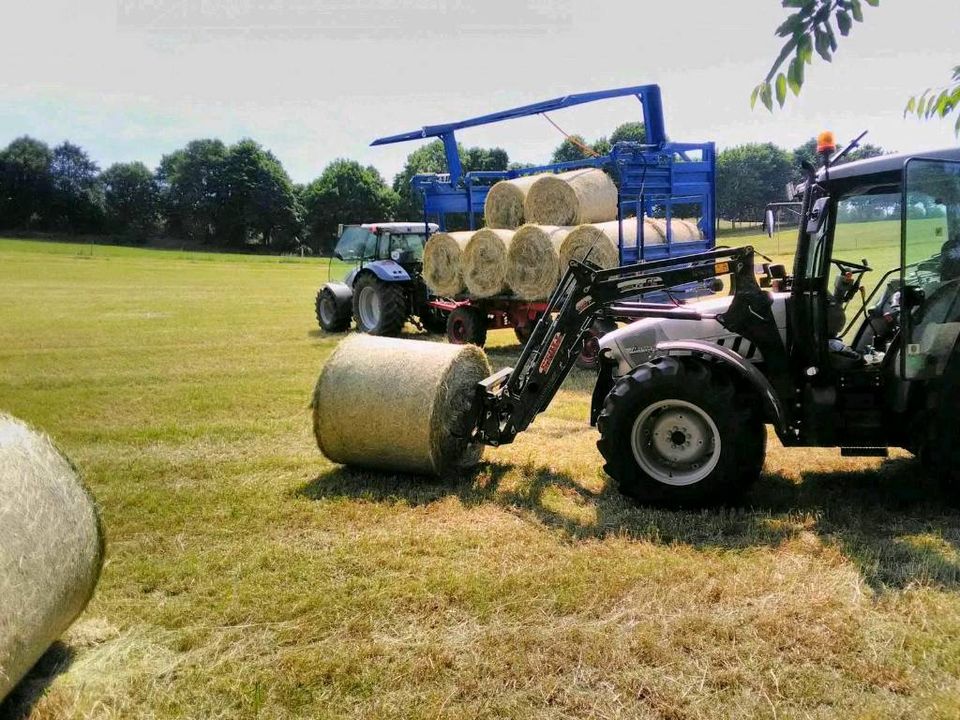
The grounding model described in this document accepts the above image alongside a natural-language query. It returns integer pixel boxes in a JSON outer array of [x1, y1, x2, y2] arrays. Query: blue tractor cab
[[315, 222, 445, 335]]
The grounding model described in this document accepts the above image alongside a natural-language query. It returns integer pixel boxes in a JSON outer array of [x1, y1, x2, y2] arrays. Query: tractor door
[[900, 158, 960, 380]]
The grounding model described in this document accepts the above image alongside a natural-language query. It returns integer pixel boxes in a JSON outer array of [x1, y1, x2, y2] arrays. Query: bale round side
[[312, 335, 492, 476], [484, 174, 542, 229], [423, 231, 473, 297], [506, 224, 574, 300], [0, 414, 104, 702], [462, 228, 514, 298], [524, 169, 618, 226], [649, 218, 701, 243]]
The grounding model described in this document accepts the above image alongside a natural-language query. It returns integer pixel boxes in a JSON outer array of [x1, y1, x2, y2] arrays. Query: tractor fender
[[357, 260, 411, 283], [322, 280, 353, 304], [655, 339, 789, 437]]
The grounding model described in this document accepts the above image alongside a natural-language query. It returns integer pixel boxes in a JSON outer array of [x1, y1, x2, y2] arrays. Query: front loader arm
[[473, 246, 784, 446]]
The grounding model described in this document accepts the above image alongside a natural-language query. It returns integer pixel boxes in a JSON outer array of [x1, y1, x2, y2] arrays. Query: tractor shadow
[[298, 455, 960, 592], [0, 642, 75, 719]]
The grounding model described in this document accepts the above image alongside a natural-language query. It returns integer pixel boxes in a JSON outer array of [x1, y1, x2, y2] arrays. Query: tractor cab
[[334, 222, 437, 274]]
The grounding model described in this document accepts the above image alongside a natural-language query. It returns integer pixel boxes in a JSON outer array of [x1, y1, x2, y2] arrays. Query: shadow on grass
[[0, 642, 75, 719], [298, 455, 960, 591]]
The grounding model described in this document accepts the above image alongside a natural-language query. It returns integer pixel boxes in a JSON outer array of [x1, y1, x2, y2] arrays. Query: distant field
[[2, 236, 960, 718]]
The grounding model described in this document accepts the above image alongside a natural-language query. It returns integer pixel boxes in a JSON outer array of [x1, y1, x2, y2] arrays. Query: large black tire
[[597, 356, 766, 507], [315, 288, 352, 332], [352, 274, 407, 336], [447, 306, 488, 347]]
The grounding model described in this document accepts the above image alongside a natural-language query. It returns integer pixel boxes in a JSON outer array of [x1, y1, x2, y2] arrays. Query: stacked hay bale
[[462, 228, 514, 298], [506, 225, 575, 300], [312, 334, 492, 476], [423, 230, 474, 297], [524, 168, 618, 226], [559, 217, 655, 271], [649, 218, 702, 243], [1, 413, 104, 702], [484, 175, 541, 229]]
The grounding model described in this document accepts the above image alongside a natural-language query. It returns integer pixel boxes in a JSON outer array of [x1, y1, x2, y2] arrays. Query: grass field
[[2, 235, 960, 719]]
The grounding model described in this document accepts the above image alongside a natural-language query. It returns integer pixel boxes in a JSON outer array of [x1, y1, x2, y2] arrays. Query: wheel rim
[[357, 286, 380, 329], [319, 293, 336, 326], [630, 399, 721, 486], [450, 317, 467, 342]]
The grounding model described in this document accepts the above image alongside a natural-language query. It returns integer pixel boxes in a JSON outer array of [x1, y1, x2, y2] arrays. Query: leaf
[[850, 0, 863, 21], [765, 37, 799, 82], [904, 96, 916, 118], [787, 56, 804, 95], [781, 0, 807, 7], [836, 10, 852, 35], [775, 12, 804, 37], [864, 0, 879, 6], [776, 73, 788, 107], [825, 22, 838, 51], [798, 33, 814, 63], [760, 82, 774, 112], [814, 26, 832, 61], [750, 84, 761, 109]]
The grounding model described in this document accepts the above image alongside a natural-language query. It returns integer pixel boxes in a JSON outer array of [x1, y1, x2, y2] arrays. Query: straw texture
[[312, 335, 492, 476], [649, 218, 702, 243], [0, 414, 104, 701], [423, 231, 473, 297], [462, 228, 514, 298], [506, 224, 574, 300], [524, 169, 618, 226], [484, 174, 542, 229]]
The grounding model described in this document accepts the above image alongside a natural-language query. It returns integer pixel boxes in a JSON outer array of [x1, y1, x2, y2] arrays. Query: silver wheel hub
[[319, 294, 336, 325], [357, 285, 380, 329], [630, 399, 721, 486]]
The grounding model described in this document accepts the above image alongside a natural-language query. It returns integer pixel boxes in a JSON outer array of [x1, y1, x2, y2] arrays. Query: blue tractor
[[315, 222, 448, 336]]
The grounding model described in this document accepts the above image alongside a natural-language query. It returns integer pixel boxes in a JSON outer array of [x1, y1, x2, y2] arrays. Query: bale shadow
[[298, 455, 960, 591], [0, 642, 75, 719]]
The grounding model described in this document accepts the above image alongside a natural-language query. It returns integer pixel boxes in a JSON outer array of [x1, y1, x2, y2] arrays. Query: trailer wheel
[[447, 306, 487, 347], [315, 287, 352, 332], [420, 307, 448, 334], [597, 356, 765, 507], [352, 274, 407, 336], [576, 318, 617, 370]]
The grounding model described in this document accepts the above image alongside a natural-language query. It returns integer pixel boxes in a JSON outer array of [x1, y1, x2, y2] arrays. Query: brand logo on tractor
[[617, 276, 663, 293], [539, 332, 565, 374], [575, 296, 593, 313]]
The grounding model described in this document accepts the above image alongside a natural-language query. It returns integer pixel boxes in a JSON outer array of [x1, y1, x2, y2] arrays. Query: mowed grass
[[2, 236, 960, 719]]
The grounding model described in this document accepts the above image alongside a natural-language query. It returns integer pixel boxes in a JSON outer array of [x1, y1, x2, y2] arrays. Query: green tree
[[0, 136, 53, 229], [392, 140, 509, 220], [753, 1, 958, 135], [303, 159, 399, 254], [156, 139, 228, 243], [550, 135, 595, 164], [101, 161, 160, 241], [49, 142, 104, 232], [792, 138, 886, 180], [218, 139, 301, 249], [717, 143, 795, 224], [609, 121, 647, 145]]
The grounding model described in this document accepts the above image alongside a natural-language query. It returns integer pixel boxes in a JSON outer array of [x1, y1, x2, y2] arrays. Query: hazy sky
[[1, 1, 957, 185]]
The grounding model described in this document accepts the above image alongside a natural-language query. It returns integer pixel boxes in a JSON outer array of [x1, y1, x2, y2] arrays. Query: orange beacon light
[[816, 130, 837, 156]]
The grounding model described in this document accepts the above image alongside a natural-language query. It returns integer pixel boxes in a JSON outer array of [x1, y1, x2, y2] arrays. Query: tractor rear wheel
[[352, 274, 407, 336], [597, 356, 765, 507], [315, 287, 352, 332], [447, 306, 488, 347]]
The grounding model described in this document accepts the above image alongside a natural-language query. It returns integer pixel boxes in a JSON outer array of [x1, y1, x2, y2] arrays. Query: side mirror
[[764, 209, 775, 238]]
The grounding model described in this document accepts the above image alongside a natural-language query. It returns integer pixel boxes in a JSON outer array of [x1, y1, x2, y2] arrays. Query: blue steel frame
[[370, 84, 715, 265]]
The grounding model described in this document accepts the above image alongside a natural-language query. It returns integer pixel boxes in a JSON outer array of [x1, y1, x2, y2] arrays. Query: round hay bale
[[506, 224, 574, 300], [312, 334, 492, 476], [560, 219, 642, 271], [423, 231, 473, 297], [0, 414, 104, 702], [524, 168, 618, 226], [649, 218, 702, 243], [462, 228, 514, 298], [484, 174, 542, 229]]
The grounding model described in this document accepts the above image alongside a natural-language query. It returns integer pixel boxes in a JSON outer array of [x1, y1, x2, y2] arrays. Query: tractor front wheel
[[315, 287, 352, 332], [352, 274, 407, 336], [597, 356, 765, 507], [447, 306, 488, 347]]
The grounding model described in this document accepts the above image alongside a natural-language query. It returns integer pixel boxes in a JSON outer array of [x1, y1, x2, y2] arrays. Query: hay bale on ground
[[484, 175, 543, 229], [423, 231, 473, 297], [312, 334, 492, 476], [0, 414, 104, 702], [506, 224, 574, 300], [524, 169, 618, 226], [462, 228, 514, 298]]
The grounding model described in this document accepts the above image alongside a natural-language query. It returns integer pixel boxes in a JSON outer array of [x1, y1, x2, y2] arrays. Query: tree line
[[0, 128, 885, 254]]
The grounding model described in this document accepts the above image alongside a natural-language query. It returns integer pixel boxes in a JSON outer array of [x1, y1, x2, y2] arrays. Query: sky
[[1, 0, 957, 186]]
